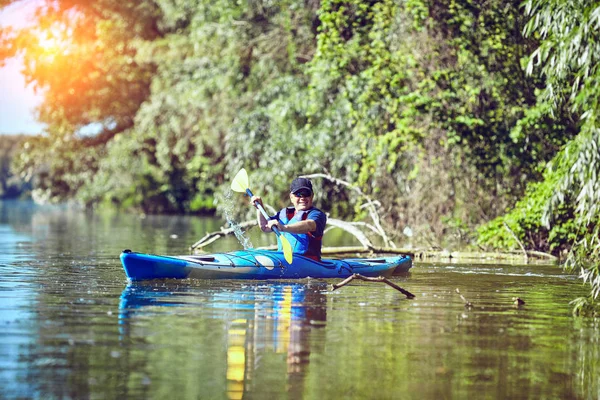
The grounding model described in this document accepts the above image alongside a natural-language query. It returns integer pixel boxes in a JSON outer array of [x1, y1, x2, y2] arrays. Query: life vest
[[276, 207, 323, 259]]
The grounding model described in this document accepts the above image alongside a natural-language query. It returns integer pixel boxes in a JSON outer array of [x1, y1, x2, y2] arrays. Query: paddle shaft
[[246, 188, 284, 237]]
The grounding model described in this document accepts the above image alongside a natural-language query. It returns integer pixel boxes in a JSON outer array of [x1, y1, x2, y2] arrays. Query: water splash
[[223, 190, 254, 249]]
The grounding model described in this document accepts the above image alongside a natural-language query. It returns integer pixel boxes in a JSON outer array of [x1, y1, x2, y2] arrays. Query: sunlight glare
[[35, 25, 69, 62]]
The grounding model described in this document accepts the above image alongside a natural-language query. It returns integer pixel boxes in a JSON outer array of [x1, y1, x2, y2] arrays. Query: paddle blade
[[280, 235, 293, 264], [231, 168, 249, 193]]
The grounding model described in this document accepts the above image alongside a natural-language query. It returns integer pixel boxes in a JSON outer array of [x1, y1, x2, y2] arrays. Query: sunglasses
[[293, 190, 313, 198]]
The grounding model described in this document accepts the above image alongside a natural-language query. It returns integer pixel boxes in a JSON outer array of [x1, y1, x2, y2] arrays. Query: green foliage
[[4, 0, 321, 213], [1, 0, 160, 203], [1, 0, 570, 233], [308, 0, 424, 189], [522, 0, 600, 244], [0, 135, 29, 198], [298, 0, 575, 240], [426, 0, 575, 194], [477, 0, 600, 312], [4, 0, 554, 220], [527, 0, 600, 310], [478, 168, 577, 254], [14, 135, 102, 204]]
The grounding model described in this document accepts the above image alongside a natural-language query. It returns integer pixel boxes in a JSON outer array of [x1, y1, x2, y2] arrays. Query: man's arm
[[269, 219, 316, 234], [266, 209, 325, 234]]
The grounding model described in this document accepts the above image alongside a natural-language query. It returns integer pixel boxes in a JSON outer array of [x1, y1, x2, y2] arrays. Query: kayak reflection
[[118, 281, 327, 399]]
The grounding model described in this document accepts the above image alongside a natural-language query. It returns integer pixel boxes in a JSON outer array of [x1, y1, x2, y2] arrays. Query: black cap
[[290, 177, 313, 194]]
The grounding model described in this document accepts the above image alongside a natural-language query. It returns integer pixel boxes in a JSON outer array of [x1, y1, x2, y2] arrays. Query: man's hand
[[252, 195, 271, 232], [267, 219, 284, 232], [250, 195, 263, 209]]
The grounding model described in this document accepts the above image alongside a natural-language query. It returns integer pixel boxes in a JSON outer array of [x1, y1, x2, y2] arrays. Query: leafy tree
[[292, 0, 575, 243], [480, 0, 600, 314], [525, 0, 600, 313], [3, 0, 322, 214], [0, 135, 28, 198], [2, 0, 160, 202]]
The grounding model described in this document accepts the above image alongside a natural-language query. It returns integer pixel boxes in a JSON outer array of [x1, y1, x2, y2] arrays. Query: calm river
[[0, 200, 598, 399]]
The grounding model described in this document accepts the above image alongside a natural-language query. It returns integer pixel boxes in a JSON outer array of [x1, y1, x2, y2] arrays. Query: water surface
[[0, 200, 598, 399]]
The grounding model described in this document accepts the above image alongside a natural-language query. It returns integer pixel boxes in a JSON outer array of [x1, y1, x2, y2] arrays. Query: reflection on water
[[118, 282, 327, 399], [0, 222, 36, 398], [0, 200, 599, 399]]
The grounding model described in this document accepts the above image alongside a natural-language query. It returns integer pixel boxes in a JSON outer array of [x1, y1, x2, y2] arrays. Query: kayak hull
[[120, 249, 412, 281]]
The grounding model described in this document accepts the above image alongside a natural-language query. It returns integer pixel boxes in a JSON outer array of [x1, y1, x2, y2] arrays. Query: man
[[251, 177, 327, 260]]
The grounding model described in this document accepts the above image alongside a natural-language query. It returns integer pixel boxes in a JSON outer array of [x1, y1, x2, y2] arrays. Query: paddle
[[231, 168, 293, 264]]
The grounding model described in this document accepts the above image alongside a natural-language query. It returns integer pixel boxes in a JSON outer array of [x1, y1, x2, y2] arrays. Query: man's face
[[290, 189, 313, 211]]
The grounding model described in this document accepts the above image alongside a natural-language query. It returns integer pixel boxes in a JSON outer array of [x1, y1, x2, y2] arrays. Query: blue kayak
[[120, 249, 412, 281]]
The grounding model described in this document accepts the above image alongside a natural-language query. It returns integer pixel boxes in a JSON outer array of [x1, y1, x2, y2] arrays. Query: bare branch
[[348, 221, 381, 236], [503, 221, 529, 263], [331, 273, 415, 299], [301, 172, 395, 248], [190, 220, 258, 251], [326, 218, 373, 248]]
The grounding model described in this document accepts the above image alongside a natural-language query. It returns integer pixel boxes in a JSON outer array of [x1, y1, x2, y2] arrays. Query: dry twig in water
[[456, 288, 473, 308], [331, 274, 415, 299]]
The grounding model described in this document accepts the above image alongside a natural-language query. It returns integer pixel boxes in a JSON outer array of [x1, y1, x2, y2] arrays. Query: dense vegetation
[[0, 135, 28, 198], [1, 0, 598, 312]]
